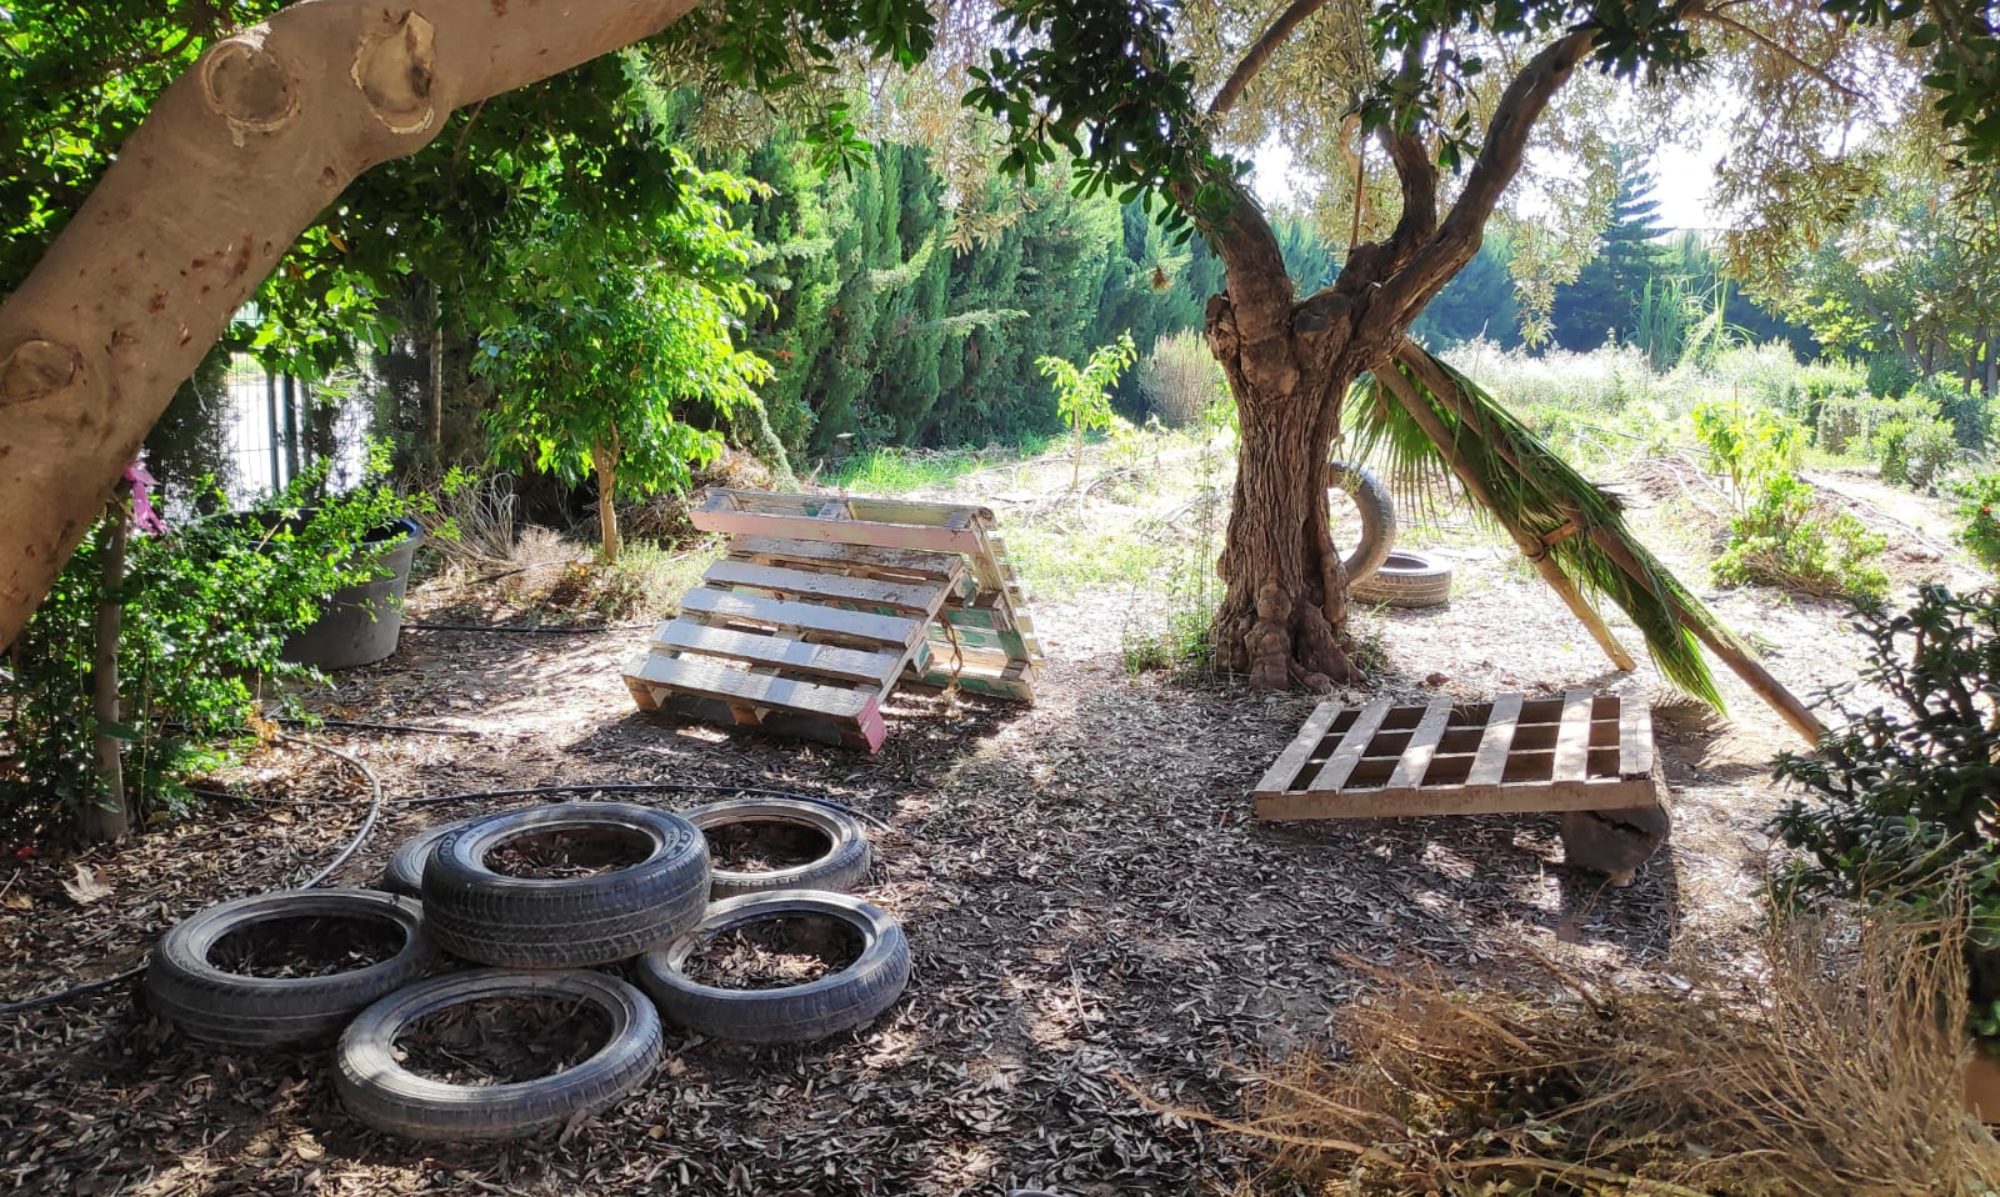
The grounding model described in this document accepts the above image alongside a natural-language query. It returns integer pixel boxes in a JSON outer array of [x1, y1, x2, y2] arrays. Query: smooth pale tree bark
[[1202, 28, 1595, 689], [86, 489, 131, 843], [0, 0, 699, 648], [591, 439, 621, 564]]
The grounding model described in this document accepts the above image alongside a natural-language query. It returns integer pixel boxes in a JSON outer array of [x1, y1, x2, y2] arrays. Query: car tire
[[1328, 459, 1397, 586], [335, 968, 662, 1141], [636, 891, 910, 1044], [1349, 549, 1452, 607], [682, 798, 872, 899], [143, 888, 435, 1048], [421, 802, 709, 968]]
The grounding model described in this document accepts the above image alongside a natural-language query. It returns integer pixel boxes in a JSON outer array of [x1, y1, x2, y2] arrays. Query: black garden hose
[[0, 733, 385, 1015]]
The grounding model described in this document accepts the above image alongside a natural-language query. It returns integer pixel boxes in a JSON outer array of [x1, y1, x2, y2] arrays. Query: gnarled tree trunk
[[1207, 306, 1358, 689], [1199, 26, 1594, 689], [0, 0, 699, 649]]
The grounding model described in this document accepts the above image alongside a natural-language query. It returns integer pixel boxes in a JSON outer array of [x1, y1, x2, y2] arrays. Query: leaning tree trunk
[[0, 0, 701, 650]]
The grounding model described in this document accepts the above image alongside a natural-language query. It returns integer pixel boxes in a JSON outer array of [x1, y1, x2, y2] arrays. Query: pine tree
[[1550, 148, 1668, 351]]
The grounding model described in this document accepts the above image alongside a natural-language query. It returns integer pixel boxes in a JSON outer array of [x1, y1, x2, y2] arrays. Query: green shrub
[[1772, 586, 2000, 1028], [1865, 351, 1920, 399], [1955, 472, 2000, 575], [1712, 473, 1889, 601], [1691, 399, 1804, 500], [1915, 374, 1993, 451], [1876, 416, 1957, 489], [1814, 393, 1933, 457], [0, 461, 417, 844]]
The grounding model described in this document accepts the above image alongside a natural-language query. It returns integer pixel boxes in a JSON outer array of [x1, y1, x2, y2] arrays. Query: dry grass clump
[[1194, 914, 2000, 1196]]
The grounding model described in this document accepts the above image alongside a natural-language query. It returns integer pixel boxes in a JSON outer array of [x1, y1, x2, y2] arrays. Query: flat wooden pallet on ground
[[1254, 690, 1658, 819]]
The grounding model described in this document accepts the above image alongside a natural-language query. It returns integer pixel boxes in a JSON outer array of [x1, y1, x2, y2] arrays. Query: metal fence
[[218, 359, 371, 503]]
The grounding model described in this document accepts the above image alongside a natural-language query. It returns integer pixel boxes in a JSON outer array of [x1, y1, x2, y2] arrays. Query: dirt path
[[0, 452, 1972, 1196]]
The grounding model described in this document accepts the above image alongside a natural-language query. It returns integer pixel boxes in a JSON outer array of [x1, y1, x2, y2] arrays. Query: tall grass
[[827, 436, 1058, 492]]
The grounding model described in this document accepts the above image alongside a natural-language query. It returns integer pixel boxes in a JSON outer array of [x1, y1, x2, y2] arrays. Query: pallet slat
[[704, 559, 947, 614], [691, 506, 984, 555], [1385, 699, 1453, 790], [1306, 700, 1392, 792], [1256, 700, 1344, 794], [624, 653, 880, 723], [679, 588, 921, 648], [651, 622, 904, 686], [1619, 696, 1654, 779], [1466, 691, 1523, 786], [1553, 688, 1594, 782], [728, 536, 963, 580]]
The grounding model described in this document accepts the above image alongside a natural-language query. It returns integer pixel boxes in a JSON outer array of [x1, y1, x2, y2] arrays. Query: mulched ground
[[397, 996, 612, 1088], [0, 454, 1976, 1196], [682, 916, 864, 990], [208, 915, 407, 981], [705, 822, 831, 875]]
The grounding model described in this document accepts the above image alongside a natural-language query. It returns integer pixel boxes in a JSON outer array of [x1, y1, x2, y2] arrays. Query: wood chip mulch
[[0, 472, 1941, 1195]]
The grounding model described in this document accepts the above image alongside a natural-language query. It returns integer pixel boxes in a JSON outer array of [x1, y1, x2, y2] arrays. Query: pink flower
[[122, 459, 167, 535]]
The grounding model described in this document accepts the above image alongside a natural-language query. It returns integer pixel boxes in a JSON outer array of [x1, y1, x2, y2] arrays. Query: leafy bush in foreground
[[1955, 472, 2000, 577], [1773, 587, 2000, 1027], [1, 462, 414, 845]]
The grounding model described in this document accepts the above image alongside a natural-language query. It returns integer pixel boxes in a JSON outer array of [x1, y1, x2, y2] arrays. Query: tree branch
[[0, 0, 705, 647], [1686, 4, 1863, 100], [1371, 27, 1597, 329], [1208, 0, 1338, 118]]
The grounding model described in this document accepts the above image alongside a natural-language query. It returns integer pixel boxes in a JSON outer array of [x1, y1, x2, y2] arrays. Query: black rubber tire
[[421, 802, 709, 969], [1349, 549, 1453, 607], [682, 798, 872, 899], [379, 813, 495, 897], [335, 968, 662, 1141], [636, 891, 910, 1044], [1327, 459, 1397, 586], [143, 888, 435, 1048]]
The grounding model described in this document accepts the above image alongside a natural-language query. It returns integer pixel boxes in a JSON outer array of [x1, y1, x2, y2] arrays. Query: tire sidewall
[[683, 798, 871, 898], [336, 968, 662, 1140], [638, 892, 909, 1041], [423, 802, 707, 909]]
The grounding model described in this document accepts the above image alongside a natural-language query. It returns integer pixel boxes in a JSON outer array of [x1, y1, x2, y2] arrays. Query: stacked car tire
[[142, 794, 910, 1141]]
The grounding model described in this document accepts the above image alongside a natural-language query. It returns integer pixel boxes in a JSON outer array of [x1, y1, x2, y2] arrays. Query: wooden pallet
[[621, 490, 1042, 749], [1253, 690, 1658, 820]]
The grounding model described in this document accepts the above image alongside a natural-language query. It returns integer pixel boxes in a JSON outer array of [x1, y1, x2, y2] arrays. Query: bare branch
[[1372, 27, 1597, 327], [1382, 128, 1438, 257], [1687, 4, 1864, 100], [1208, 0, 1338, 118]]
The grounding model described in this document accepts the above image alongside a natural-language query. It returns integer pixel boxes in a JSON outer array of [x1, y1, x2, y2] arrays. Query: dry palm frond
[[1346, 344, 1736, 708], [1166, 908, 2000, 1196]]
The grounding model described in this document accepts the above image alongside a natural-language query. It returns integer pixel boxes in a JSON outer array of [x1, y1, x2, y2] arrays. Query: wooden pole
[[1391, 339, 1827, 746], [1373, 365, 1637, 672], [1586, 525, 1825, 744], [84, 488, 130, 843]]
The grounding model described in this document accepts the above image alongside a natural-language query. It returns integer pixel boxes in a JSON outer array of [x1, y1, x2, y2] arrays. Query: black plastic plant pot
[[281, 516, 424, 670]]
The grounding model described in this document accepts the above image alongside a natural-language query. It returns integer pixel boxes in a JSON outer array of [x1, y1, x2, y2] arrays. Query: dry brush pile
[[1193, 912, 2000, 1196]]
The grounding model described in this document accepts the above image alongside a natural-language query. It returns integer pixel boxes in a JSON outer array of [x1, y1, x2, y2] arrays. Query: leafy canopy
[[475, 151, 771, 498]]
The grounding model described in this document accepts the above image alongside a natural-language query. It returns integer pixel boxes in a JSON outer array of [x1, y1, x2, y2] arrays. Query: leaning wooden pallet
[[621, 489, 1042, 750], [1254, 690, 1669, 882]]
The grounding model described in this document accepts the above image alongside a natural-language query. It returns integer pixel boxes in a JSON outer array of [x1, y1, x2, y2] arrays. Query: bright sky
[[1249, 109, 1740, 233]]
